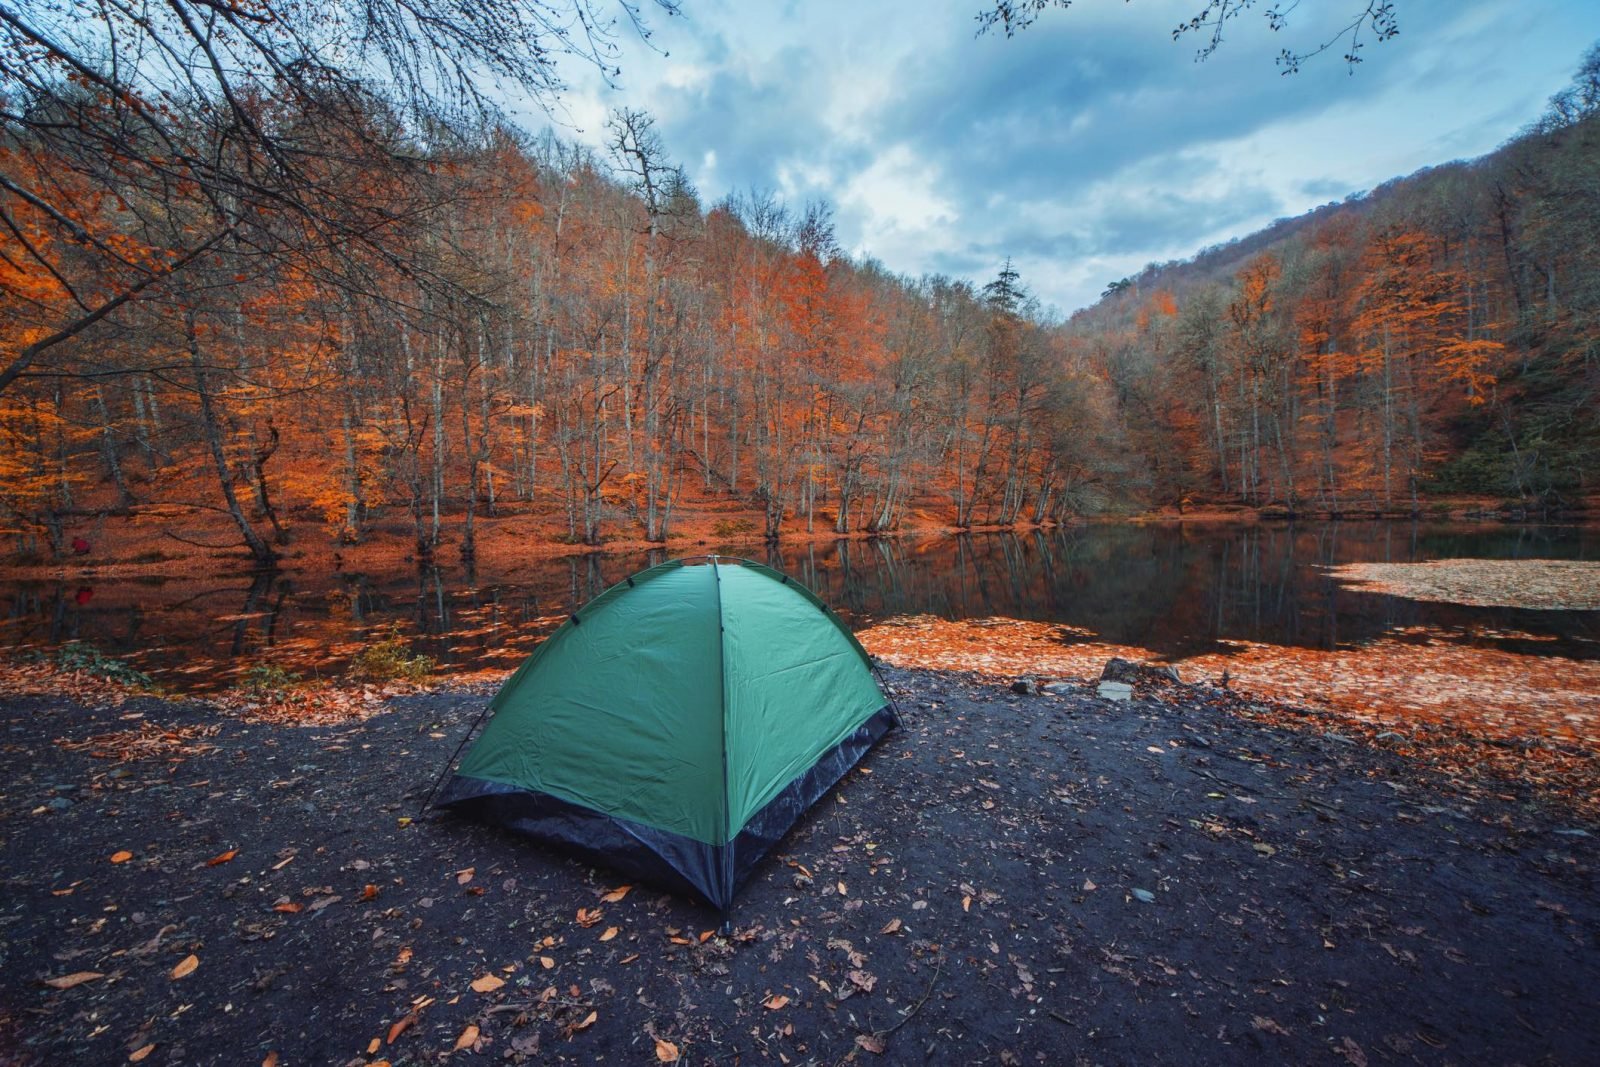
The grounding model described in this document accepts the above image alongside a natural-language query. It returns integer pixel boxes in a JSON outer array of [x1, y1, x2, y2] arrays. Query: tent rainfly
[[435, 556, 896, 911]]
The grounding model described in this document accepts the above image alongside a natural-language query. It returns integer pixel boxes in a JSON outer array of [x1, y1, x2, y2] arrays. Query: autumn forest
[[4, 7, 1597, 568]]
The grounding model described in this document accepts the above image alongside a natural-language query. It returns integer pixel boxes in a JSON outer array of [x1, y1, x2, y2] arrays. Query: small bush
[[349, 634, 435, 683], [239, 661, 302, 694], [712, 518, 757, 538], [54, 641, 154, 689]]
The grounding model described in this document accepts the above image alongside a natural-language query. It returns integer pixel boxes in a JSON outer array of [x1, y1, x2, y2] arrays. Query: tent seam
[[710, 556, 733, 911]]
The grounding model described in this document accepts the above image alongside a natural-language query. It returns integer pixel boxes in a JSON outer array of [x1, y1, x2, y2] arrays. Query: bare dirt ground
[[2, 666, 1596, 1065]]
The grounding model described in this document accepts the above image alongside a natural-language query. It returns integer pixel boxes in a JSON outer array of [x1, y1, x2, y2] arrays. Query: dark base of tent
[[434, 704, 896, 912]]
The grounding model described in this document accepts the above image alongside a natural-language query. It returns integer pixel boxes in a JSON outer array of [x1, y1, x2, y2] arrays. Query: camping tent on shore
[[435, 556, 895, 911]]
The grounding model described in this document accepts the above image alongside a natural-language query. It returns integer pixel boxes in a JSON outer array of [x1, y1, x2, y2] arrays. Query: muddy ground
[[1, 668, 1596, 1065]]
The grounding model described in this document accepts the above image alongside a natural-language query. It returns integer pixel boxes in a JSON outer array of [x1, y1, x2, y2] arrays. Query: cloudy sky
[[507, 0, 1600, 314]]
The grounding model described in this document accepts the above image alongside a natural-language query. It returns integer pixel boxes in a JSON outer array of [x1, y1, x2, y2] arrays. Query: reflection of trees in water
[[228, 571, 289, 657], [416, 566, 449, 634], [804, 524, 1597, 659], [1, 524, 1595, 683]]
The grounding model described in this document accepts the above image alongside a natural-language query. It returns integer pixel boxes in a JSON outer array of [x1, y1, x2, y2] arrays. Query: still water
[[3, 522, 1596, 692]]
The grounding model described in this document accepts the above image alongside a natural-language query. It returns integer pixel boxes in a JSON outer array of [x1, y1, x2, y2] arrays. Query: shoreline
[[7, 627, 1596, 817], [3, 498, 1594, 583]]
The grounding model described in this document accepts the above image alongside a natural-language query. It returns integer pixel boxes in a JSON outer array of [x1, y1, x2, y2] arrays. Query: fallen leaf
[[1252, 1015, 1291, 1037], [655, 1037, 680, 1062], [620, 953, 639, 964], [110, 850, 133, 864], [596, 926, 618, 942], [848, 970, 877, 992], [836, 881, 848, 896], [128, 1045, 154, 1063], [961, 895, 972, 912], [879, 918, 902, 935], [856, 1034, 887, 1055], [1337, 1036, 1369, 1067], [262, 1054, 279, 1067], [456, 868, 474, 885], [763, 994, 790, 1010], [698, 930, 714, 943], [1253, 843, 1277, 857], [387, 1013, 417, 1044], [600, 885, 632, 903], [575, 907, 603, 928], [1082, 879, 1097, 892], [205, 849, 238, 867], [572, 1011, 597, 1032], [454, 1024, 480, 1051], [367, 1037, 381, 1054], [43, 971, 104, 990], [539, 956, 555, 969], [274, 902, 303, 914], [170, 954, 199, 980], [360, 884, 379, 901], [469, 974, 505, 994]]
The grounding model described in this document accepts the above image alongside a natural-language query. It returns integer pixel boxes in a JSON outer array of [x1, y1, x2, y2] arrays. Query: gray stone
[[1096, 681, 1133, 702], [46, 796, 73, 811], [1131, 888, 1156, 904], [1040, 682, 1076, 696], [1100, 657, 1180, 685]]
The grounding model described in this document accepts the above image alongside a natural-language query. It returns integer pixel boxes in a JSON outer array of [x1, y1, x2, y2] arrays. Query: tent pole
[[416, 698, 495, 817], [872, 660, 904, 729]]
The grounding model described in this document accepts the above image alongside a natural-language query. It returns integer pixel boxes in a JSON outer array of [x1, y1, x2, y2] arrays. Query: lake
[[2, 522, 1596, 692]]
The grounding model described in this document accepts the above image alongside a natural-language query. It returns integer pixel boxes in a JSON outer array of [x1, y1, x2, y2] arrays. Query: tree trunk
[[249, 420, 290, 545], [92, 384, 131, 510], [186, 310, 275, 566]]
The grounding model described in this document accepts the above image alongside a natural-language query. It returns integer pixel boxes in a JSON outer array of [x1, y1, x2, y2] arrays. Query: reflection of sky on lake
[[2, 523, 1596, 692]]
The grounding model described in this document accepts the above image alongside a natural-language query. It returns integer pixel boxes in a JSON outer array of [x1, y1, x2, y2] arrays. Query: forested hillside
[[3, 33, 1597, 565], [1071, 47, 1600, 516]]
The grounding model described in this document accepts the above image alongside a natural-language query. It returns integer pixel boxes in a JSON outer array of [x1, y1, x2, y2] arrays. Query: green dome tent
[[435, 556, 896, 912]]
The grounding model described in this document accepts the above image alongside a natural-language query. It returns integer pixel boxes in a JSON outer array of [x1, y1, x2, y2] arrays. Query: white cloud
[[841, 145, 956, 233], [511, 0, 1600, 313]]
